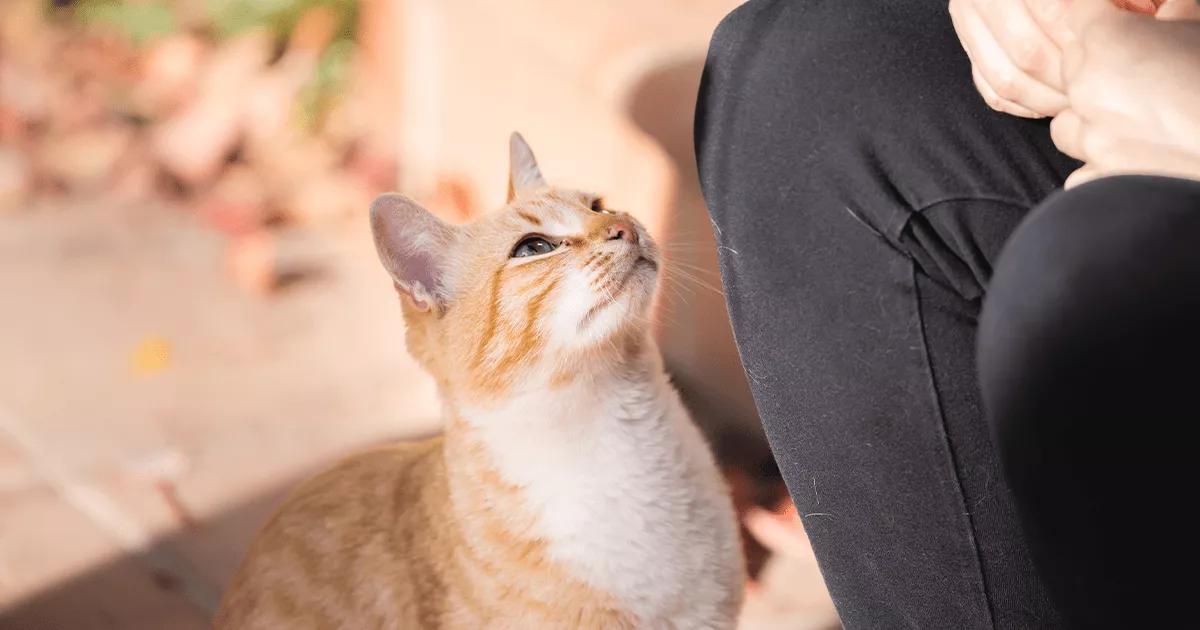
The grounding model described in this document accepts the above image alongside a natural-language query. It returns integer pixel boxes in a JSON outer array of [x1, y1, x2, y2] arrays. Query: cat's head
[[371, 133, 660, 398]]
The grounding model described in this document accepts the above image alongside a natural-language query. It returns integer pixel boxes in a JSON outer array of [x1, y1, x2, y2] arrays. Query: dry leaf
[[129, 336, 172, 376]]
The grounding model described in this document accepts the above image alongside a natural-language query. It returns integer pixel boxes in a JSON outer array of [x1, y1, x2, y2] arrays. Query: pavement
[[0, 200, 440, 628]]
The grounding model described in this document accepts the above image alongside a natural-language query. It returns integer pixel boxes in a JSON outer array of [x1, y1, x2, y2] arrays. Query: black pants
[[695, 1, 1200, 628]]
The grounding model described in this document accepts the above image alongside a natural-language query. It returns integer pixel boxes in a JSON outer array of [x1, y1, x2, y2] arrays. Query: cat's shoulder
[[216, 436, 449, 628], [265, 434, 448, 532], [319, 434, 446, 489]]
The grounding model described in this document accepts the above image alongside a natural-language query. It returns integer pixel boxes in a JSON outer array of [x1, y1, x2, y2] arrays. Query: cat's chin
[[628, 255, 659, 308], [574, 255, 657, 340]]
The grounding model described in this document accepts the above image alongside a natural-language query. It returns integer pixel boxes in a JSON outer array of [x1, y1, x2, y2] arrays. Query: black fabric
[[697, 1, 1200, 628], [694, 0, 1081, 627], [979, 175, 1200, 630]]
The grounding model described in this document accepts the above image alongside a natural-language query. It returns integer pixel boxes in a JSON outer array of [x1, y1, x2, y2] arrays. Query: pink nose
[[606, 221, 638, 243]]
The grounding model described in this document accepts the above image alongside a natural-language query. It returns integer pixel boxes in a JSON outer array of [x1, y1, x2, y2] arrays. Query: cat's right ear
[[507, 132, 546, 203], [370, 193, 457, 312]]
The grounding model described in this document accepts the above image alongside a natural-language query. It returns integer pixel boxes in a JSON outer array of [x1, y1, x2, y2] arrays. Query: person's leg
[[696, 0, 1078, 627], [978, 175, 1200, 629]]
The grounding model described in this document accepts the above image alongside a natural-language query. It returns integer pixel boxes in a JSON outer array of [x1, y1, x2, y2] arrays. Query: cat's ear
[[370, 193, 457, 312], [507, 131, 546, 202]]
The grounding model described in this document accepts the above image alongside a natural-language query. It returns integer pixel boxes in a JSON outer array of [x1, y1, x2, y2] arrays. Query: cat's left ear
[[507, 131, 546, 202], [370, 193, 458, 312]]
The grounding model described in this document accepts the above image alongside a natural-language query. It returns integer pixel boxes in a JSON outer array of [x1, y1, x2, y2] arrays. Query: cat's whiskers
[[587, 264, 615, 291], [661, 266, 725, 297], [653, 284, 688, 324], [579, 270, 620, 332], [577, 251, 657, 334], [581, 252, 613, 273], [660, 257, 720, 276]]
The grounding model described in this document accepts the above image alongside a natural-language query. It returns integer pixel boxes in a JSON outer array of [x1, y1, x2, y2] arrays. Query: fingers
[[1054, 0, 1200, 188], [974, 0, 1065, 89], [950, 0, 1068, 117], [972, 67, 1043, 118], [1051, 108, 1121, 165], [1063, 163, 1105, 189], [1050, 108, 1087, 160]]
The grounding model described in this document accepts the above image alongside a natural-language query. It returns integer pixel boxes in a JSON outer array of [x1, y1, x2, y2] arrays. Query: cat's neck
[[442, 343, 672, 495], [435, 335, 733, 624], [436, 331, 671, 561], [439, 331, 677, 501], [437, 330, 688, 529]]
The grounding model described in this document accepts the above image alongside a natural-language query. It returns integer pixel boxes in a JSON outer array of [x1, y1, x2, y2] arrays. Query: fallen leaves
[[0, 1, 396, 291]]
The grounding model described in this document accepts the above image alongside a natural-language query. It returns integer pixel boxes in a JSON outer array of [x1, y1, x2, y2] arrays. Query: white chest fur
[[460, 364, 744, 628]]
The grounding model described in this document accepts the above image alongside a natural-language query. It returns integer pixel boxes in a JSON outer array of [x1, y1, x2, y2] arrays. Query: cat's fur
[[214, 134, 745, 629]]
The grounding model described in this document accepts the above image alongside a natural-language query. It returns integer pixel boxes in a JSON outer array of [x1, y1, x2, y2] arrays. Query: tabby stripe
[[417, 467, 488, 617], [470, 268, 505, 370], [447, 437, 568, 620], [592, 267, 619, 293], [583, 252, 612, 271], [475, 276, 560, 393]]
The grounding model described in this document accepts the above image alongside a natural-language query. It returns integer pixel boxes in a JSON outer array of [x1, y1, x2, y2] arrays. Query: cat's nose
[[606, 221, 638, 244]]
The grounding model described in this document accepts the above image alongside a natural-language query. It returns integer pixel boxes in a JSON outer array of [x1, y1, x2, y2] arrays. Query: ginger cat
[[214, 133, 745, 629]]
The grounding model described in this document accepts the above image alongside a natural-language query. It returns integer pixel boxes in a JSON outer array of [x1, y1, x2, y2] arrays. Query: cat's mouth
[[636, 254, 658, 271], [578, 256, 657, 331]]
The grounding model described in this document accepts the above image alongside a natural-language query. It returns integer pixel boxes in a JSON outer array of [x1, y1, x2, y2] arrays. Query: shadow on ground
[[1, 477, 297, 629]]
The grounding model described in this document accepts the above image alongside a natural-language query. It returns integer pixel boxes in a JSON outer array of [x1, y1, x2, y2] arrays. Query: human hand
[[948, 1, 1172, 119], [949, 0, 1078, 118], [1050, 0, 1200, 187]]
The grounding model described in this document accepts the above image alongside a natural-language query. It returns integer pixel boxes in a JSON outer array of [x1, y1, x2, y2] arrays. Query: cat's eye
[[590, 198, 606, 213], [512, 236, 558, 258]]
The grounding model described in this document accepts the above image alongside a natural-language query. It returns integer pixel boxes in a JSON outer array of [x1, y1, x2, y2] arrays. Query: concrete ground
[[0, 200, 837, 629]]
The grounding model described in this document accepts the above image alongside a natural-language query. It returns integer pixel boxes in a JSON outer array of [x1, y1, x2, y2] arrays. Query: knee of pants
[[978, 175, 1200, 463], [698, 0, 987, 241], [701, 0, 966, 137], [977, 175, 1200, 625]]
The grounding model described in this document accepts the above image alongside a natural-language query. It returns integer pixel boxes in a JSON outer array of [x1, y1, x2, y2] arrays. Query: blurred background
[[0, 1, 836, 627]]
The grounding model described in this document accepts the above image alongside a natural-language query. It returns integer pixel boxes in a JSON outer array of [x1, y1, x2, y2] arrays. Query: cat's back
[[215, 436, 453, 630]]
